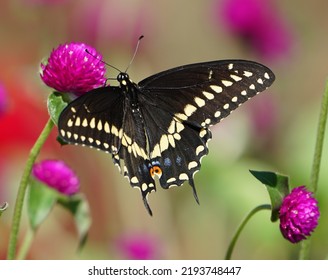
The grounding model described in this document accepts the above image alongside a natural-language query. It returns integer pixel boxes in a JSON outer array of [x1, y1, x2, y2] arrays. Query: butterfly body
[[58, 60, 275, 215]]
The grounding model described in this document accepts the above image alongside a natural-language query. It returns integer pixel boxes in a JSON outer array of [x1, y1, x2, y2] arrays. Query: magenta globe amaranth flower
[[216, 0, 292, 60], [279, 186, 319, 243], [32, 159, 80, 195], [40, 42, 106, 95], [116, 233, 159, 260]]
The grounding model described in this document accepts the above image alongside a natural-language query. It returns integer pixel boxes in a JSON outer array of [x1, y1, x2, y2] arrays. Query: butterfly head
[[117, 72, 133, 89]]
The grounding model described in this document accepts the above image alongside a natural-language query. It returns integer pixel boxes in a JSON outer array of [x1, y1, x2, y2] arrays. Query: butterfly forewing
[[139, 60, 275, 128], [58, 87, 125, 154], [58, 59, 275, 215]]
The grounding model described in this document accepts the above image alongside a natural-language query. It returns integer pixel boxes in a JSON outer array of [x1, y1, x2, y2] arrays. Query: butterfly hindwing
[[115, 102, 156, 215], [139, 101, 211, 200]]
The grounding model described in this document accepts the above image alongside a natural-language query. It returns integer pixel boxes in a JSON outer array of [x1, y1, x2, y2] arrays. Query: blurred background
[[0, 0, 327, 259]]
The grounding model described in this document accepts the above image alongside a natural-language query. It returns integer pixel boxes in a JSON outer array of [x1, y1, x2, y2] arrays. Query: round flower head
[[116, 233, 159, 260], [32, 159, 80, 195], [40, 42, 106, 95], [217, 0, 292, 60], [279, 186, 319, 243]]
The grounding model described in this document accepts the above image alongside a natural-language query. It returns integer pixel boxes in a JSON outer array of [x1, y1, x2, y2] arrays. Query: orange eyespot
[[150, 166, 162, 178]]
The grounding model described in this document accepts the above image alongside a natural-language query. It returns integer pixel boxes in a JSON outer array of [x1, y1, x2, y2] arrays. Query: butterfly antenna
[[85, 49, 122, 73], [125, 35, 144, 73]]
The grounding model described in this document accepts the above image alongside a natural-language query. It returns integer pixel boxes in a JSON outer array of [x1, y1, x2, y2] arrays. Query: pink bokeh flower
[[32, 159, 80, 195], [215, 0, 293, 60], [68, 0, 153, 49], [279, 186, 320, 243], [40, 42, 106, 95], [116, 233, 159, 260]]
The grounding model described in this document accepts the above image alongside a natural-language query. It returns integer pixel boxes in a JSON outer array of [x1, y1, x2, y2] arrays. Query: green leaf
[[47, 92, 69, 125], [27, 178, 58, 230], [0, 202, 9, 218], [250, 170, 290, 222], [58, 194, 92, 250]]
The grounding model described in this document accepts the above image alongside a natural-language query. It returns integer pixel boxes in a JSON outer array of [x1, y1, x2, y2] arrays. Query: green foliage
[[58, 194, 92, 249], [250, 170, 290, 222], [27, 178, 57, 230], [47, 92, 69, 125], [27, 178, 91, 249]]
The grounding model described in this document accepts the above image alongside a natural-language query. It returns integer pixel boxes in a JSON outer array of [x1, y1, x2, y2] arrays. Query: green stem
[[7, 118, 54, 260], [299, 79, 328, 259], [225, 204, 271, 260], [16, 228, 35, 260], [309, 79, 328, 194]]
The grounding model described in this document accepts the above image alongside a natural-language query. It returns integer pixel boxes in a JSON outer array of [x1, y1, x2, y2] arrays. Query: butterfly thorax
[[117, 72, 140, 110]]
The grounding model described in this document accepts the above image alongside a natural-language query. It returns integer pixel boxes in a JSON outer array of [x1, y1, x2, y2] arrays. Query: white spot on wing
[[230, 74, 242, 82], [188, 161, 198, 170], [168, 120, 175, 134], [222, 80, 233, 87], [199, 129, 207, 138], [168, 135, 175, 147], [194, 97, 206, 107], [184, 104, 197, 117], [179, 173, 189, 180], [257, 78, 264, 84], [82, 118, 88, 127], [243, 71, 253, 77], [160, 135, 169, 151], [152, 143, 161, 158], [167, 177, 176, 183], [210, 85, 223, 93], [223, 103, 230, 110], [196, 145, 205, 155], [111, 125, 119, 136], [90, 118, 96, 129], [131, 176, 139, 184], [75, 117, 81, 126], [214, 111, 221, 118], [141, 183, 148, 191], [97, 120, 103, 131], [176, 122, 184, 133], [175, 113, 188, 121], [202, 91, 214, 100], [104, 122, 110, 133], [67, 119, 73, 127]]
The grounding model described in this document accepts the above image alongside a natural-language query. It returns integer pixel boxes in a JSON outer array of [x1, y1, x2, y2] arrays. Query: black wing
[[138, 60, 275, 195], [58, 86, 156, 215], [58, 86, 125, 154]]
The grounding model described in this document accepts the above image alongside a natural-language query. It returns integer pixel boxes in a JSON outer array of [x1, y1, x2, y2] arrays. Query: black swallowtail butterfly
[[58, 59, 275, 215]]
